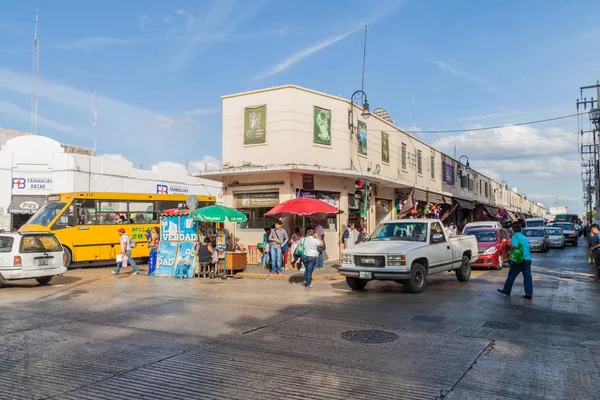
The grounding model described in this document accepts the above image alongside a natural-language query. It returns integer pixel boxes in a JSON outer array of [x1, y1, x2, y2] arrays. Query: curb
[[237, 272, 344, 281]]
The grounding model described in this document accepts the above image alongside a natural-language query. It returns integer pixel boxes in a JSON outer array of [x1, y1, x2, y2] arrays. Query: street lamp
[[348, 90, 371, 133], [458, 155, 470, 170], [501, 180, 508, 189]]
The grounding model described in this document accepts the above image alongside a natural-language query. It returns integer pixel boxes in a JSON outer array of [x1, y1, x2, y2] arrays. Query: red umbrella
[[161, 208, 190, 216], [265, 198, 343, 219]]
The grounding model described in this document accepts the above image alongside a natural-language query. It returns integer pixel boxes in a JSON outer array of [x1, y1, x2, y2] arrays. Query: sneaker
[[497, 289, 510, 296], [299, 268, 305, 272], [278, 272, 283, 275], [269, 272, 275, 275], [523, 295, 533, 300], [133, 272, 140, 275], [112, 271, 117, 275]]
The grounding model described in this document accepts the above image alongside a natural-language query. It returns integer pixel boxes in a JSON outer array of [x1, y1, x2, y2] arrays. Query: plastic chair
[[175, 263, 190, 279]]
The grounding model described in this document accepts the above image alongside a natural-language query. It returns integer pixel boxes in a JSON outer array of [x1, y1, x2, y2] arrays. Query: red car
[[464, 228, 511, 270]]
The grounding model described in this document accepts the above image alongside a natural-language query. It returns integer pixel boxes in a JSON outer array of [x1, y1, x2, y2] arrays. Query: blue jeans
[[270, 247, 282, 273], [114, 249, 140, 274], [502, 259, 532, 296], [316, 244, 326, 268], [302, 256, 317, 287], [262, 249, 271, 268]]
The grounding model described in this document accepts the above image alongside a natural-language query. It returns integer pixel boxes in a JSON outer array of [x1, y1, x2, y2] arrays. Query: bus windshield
[[27, 202, 66, 227]]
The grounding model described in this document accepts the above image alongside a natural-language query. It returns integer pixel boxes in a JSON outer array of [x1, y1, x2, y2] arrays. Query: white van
[[525, 218, 545, 228], [0, 232, 66, 286], [461, 221, 502, 234]]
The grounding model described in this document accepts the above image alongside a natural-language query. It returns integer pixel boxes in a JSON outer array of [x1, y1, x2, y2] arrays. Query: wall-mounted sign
[[12, 176, 53, 191], [302, 174, 314, 190], [313, 106, 332, 145], [442, 162, 455, 186], [234, 192, 279, 208], [156, 184, 189, 194], [357, 121, 367, 156], [297, 191, 340, 208], [244, 105, 266, 145], [381, 131, 389, 163]]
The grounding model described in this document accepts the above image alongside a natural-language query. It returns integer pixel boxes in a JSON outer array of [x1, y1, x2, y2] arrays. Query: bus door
[[66, 199, 104, 262]]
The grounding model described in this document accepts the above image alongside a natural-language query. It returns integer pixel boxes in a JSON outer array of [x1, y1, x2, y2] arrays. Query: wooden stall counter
[[218, 251, 247, 272]]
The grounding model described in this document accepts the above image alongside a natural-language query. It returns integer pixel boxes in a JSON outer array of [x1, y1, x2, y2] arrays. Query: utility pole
[[577, 80, 600, 223]]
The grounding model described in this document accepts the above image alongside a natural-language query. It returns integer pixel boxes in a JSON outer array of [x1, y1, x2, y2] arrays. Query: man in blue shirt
[[497, 223, 533, 299], [589, 224, 600, 280]]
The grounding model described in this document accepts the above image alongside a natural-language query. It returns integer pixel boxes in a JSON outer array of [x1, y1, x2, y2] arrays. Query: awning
[[427, 192, 445, 204], [413, 189, 428, 202], [442, 196, 453, 205], [7, 195, 46, 214], [484, 205, 498, 217], [517, 213, 527, 220], [455, 199, 475, 210], [506, 211, 518, 222]]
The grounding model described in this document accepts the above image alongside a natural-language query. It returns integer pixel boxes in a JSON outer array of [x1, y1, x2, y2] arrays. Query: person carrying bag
[[498, 223, 533, 299]]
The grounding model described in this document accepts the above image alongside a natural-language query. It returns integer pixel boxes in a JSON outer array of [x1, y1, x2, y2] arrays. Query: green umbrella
[[190, 205, 247, 223]]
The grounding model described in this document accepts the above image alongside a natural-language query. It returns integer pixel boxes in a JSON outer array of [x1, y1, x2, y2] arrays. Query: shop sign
[[156, 184, 189, 194], [302, 174, 314, 190], [381, 131, 390, 163], [442, 162, 455, 186], [12, 176, 53, 191], [357, 121, 367, 156], [313, 106, 332, 145], [244, 105, 266, 145], [235, 192, 279, 208], [297, 191, 340, 208]]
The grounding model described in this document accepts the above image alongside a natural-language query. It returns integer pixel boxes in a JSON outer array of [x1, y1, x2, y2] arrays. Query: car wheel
[[64, 247, 73, 268], [346, 277, 368, 291], [456, 256, 472, 282], [36, 276, 52, 285], [495, 254, 504, 270], [404, 263, 427, 293]]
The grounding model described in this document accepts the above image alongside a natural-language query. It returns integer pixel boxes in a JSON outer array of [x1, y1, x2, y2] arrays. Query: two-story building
[[198, 85, 545, 261]]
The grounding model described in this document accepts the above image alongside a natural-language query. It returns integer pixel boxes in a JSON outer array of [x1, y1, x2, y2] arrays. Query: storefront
[[7, 195, 46, 230], [234, 192, 280, 230]]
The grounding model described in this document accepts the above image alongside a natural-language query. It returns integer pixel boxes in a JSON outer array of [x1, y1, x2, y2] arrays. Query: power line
[[405, 113, 579, 134]]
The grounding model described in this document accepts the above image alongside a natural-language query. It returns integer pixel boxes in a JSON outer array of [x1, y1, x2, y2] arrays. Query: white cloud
[[0, 99, 77, 136], [181, 108, 220, 116], [51, 36, 142, 51], [429, 59, 495, 92], [138, 16, 152, 29], [152, 156, 221, 173], [455, 110, 521, 122], [97, 153, 129, 161], [155, 115, 175, 130], [253, 27, 360, 80]]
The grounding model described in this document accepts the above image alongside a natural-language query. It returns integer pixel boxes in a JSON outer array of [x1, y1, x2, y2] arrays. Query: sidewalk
[[237, 261, 343, 281]]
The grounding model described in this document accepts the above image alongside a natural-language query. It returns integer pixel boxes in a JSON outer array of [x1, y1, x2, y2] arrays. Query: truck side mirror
[[432, 233, 444, 243]]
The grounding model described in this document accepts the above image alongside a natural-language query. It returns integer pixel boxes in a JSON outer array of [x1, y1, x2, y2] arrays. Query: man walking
[[497, 223, 533, 299], [589, 224, 600, 280], [268, 220, 288, 275], [113, 228, 141, 275], [342, 222, 356, 249]]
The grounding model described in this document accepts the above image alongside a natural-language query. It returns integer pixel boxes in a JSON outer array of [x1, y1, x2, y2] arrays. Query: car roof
[[464, 227, 502, 232], [0, 231, 55, 237]]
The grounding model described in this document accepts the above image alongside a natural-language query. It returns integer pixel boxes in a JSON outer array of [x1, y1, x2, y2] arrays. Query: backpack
[[295, 237, 306, 258]]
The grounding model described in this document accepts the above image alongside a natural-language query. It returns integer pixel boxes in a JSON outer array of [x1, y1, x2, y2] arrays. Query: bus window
[[157, 201, 186, 213], [97, 201, 128, 224], [28, 202, 67, 227], [129, 202, 156, 224]]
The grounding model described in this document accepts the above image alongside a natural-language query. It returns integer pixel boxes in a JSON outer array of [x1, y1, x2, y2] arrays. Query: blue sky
[[1, 0, 599, 213]]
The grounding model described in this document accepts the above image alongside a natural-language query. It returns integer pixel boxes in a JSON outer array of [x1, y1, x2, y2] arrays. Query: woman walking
[[497, 223, 533, 299], [299, 227, 324, 288]]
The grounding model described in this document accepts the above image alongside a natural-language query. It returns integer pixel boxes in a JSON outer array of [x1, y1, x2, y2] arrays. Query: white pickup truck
[[339, 219, 478, 293]]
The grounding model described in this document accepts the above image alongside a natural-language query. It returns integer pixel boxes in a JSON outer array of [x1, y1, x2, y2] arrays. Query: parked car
[[550, 222, 578, 246], [521, 228, 549, 252], [525, 218, 546, 228], [465, 228, 511, 270], [461, 221, 502, 235], [0, 232, 66, 286], [339, 219, 478, 293], [544, 227, 565, 249]]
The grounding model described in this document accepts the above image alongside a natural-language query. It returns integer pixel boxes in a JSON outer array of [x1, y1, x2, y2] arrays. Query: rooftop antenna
[[361, 23, 367, 92], [93, 91, 98, 154], [31, 0, 40, 135]]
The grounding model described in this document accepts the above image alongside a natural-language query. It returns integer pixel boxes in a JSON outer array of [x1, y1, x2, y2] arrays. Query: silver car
[[522, 228, 549, 252], [544, 227, 565, 249]]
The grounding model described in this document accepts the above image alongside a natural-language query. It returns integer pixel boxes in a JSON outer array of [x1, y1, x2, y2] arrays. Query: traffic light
[[355, 179, 367, 200]]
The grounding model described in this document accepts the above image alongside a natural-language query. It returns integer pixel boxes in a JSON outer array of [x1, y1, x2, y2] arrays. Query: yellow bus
[[19, 192, 215, 267]]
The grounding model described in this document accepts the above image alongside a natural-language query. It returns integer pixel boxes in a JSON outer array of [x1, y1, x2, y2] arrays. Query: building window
[[479, 180, 482, 196], [234, 192, 280, 230], [417, 150, 423, 175], [484, 182, 489, 198], [430, 156, 435, 180], [401, 143, 407, 170]]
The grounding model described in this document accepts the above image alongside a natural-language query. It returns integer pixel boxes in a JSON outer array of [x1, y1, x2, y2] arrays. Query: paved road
[[1, 239, 599, 399]]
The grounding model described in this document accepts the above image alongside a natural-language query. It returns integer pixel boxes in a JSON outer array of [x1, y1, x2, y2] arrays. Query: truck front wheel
[[346, 277, 368, 291], [456, 256, 472, 282], [404, 264, 427, 293]]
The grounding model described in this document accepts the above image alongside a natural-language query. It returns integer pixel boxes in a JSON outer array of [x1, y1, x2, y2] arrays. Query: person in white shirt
[[113, 228, 141, 275], [342, 222, 356, 249], [299, 227, 324, 288]]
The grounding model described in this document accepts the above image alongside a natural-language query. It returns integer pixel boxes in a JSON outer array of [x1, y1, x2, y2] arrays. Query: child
[[290, 227, 302, 270], [261, 227, 271, 269]]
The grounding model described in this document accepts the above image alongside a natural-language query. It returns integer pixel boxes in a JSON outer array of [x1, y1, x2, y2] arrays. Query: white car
[[544, 227, 565, 249], [339, 219, 478, 293], [0, 232, 66, 286]]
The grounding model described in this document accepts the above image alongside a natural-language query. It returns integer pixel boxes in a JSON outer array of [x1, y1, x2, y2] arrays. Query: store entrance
[[11, 214, 31, 231]]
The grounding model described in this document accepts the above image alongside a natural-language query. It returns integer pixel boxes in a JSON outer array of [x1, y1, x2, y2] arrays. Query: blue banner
[[175, 242, 196, 278], [155, 241, 178, 276], [178, 216, 199, 242], [161, 216, 179, 242]]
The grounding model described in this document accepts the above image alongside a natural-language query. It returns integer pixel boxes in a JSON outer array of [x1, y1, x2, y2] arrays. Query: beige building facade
[[199, 85, 545, 261]]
